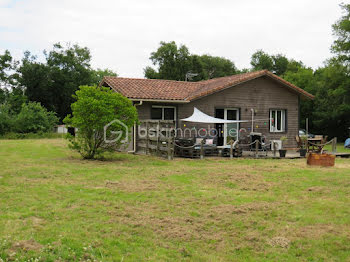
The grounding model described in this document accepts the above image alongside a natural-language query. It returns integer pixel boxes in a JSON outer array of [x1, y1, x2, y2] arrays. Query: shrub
[[64, 86, 138, 159], [15, 102, 58, 133], [0, 132, 63, 140], [0, 104, 14, 135]]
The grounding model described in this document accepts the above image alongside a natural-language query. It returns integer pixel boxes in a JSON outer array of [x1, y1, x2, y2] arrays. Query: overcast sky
[[0, 0, 344, 77]]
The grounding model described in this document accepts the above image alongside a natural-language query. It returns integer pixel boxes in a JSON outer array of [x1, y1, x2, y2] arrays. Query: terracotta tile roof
[[101, 70, 314, 101]]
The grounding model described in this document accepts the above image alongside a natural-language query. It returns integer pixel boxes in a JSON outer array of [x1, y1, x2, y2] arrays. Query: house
[[101, 70, 314, 148]]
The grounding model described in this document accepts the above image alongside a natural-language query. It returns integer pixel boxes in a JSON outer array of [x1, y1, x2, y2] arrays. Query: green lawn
[[1, 139, 350, 261], [324, 142, 350, 153]]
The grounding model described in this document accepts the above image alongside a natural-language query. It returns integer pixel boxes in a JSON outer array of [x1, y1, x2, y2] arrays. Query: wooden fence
[[136, 120, 176, 160]]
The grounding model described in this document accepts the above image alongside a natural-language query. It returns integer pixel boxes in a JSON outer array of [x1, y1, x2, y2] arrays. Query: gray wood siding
[[136, 76, 299, 148]]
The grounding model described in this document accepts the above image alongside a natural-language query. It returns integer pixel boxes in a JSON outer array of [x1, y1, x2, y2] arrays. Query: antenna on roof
[[185, 72, 198, 81]]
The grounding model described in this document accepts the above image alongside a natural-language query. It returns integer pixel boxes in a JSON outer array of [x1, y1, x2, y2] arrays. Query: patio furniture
[[307, 136, 324, 153], [250, 132, 263, 150], [249, 132, 268, 156], [221, 142, 242, 157], [174, 137, 218, 158]]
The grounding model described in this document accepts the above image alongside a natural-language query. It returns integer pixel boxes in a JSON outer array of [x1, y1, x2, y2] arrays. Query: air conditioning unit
[[271, 140, 282, 150]]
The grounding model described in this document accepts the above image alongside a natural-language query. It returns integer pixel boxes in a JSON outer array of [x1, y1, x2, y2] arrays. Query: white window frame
[[151, 105, 176, 121], [223, 108, 240, 145], [270, 109, 286, 132]]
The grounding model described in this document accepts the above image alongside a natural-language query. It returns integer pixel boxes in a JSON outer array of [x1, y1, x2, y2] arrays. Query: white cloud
[[0, 0, 344, 77]]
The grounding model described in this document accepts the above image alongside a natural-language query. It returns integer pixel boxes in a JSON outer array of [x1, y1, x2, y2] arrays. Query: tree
[[198, 55, 237, 79], [91, 68, 117, 85], [283, 66, 315, 129], [45, 43, 94, 120], [0, 104, 14, 135], [0, 50, 18, 89], [19, 52, 53, 113], [250, 50, 292, 76], [312, 62, 350, 139], [144, 41, 238, 81], [19, 44, 118, 121], [7, 87, 27, 114], [146, 41, 192, 81], [144, 66, 160, 79], [64, 86, 138, 159], [15, 101, 58, 133], [331, 3, 350, 66], [0, 88, 8, 104], [19, 43, 95, 121], [250, 50, 274, 71], [272, 54, 289, 76]]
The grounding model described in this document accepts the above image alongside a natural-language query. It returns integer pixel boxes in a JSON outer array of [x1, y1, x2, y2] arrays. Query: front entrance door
[[215, 108, 239, 146], [225, 109, 239, 145]]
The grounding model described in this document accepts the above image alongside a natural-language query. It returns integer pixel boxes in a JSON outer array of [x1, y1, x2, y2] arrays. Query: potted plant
[[299, 135, 308, 157], [279, 136, 288, 158]]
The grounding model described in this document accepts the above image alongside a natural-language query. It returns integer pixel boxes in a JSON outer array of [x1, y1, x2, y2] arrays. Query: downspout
[[128, 100, 143, 153]]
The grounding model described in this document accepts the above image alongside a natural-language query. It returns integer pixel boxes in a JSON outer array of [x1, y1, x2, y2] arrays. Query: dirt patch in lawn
[[109, 204, 224, 241], [9, 239, 43, 252], [30, 217, 46, 227], [268, 236, 290, 248], [293, 224, 348, 239], [105, 179, 162, 192], [307, 186, 330, 193], [211, 202, 273, 215], [202, 169, 273, 191]]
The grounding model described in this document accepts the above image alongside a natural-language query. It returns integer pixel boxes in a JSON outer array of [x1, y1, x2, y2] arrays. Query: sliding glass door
[[215, 108, 239, 146], [225, 109, 239, 145]]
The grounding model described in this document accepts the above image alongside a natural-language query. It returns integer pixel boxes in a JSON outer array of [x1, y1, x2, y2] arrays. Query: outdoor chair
[[295, 136, 302, 148], [194, 137, 218, 156]]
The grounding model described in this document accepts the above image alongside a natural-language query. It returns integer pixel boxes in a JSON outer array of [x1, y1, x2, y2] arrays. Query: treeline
[[144, 4, 350, 140], [0, 4, 349, 139], [0, 43, 117, 135]]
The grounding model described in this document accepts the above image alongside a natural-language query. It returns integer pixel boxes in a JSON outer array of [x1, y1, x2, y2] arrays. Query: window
[[151, 107, 162, 120], [151, 106, 176, 120], [270, 109, 286, 132]]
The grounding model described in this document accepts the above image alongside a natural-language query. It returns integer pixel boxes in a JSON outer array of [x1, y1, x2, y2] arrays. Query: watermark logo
[[104, 119, 128, 143]]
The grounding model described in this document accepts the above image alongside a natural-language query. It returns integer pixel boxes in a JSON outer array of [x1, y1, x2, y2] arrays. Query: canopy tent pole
[[251, 108, 254, 133]]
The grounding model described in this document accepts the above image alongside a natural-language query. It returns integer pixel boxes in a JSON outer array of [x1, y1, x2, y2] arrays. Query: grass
[[1, 139, 350, 261], [324, 142, 350, 153]]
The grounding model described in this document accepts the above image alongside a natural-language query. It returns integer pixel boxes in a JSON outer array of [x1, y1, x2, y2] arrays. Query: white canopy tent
[[181, 107, 248, 124]]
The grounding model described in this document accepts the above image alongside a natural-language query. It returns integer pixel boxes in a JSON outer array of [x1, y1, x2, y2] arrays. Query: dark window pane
[[164, 108, 175, 120], [151, 107, 162, 120], [277, 110, 282, 131], [215, 109, 224, 119], [271, 110, 276, 129], [227, 109, 238, 120]]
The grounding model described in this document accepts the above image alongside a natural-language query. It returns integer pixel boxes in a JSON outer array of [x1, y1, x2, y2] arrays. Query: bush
[[0, 132, 63, 140], [0, 104, 14, 135], [64, 86, 138, 159], [15, 102, 58, 133]]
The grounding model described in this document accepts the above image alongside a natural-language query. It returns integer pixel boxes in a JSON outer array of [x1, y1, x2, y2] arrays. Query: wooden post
[[230, 140, 233, 159], [273, 141, 276, 157], [167, 137, 172, 160], [171, 136, 175, 159], [255, 139, 259, 158], [145, 122, 149, 155], [200, 139, 205, 160], [156, 121, 160, 157], [332, 137, 337, 153]]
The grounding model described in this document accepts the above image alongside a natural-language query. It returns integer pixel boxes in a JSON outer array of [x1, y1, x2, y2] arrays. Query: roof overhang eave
[[268, 76, 315, 100], [129, 98, 190, 103]]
